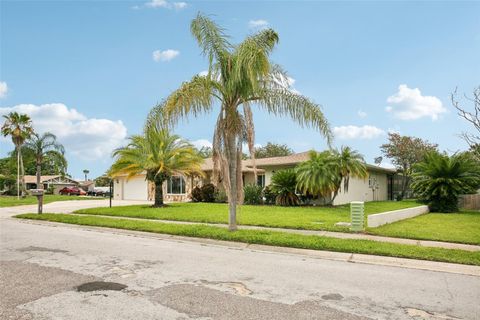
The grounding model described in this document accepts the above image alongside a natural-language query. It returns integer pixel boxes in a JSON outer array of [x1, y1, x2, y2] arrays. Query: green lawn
[[367, 211, 480, 245], [75, 201, 420, 232], [15, 213, 480, 266], [0, 195, 99, 207]]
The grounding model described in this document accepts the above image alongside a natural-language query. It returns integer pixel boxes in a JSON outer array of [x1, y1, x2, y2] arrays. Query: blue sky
[[1, 0, 479, 179]]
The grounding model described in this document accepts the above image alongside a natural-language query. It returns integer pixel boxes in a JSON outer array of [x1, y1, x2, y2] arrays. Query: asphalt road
[[1, 201, 479, 319]]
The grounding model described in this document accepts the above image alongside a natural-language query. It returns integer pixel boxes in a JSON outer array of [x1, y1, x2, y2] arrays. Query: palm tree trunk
[[153, 177, 165, 207], [16, 146, 20, 199], [37, 160, 43, 214], [227, 133, 238, 231], [19, 147, 26, 197]]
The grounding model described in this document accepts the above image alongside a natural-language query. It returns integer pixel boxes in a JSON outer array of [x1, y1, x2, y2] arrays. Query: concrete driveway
[[1, 200, 480, 319]]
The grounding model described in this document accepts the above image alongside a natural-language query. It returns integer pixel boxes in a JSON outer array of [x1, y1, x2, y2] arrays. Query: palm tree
[[296, 151, 338, 202], [109, 122, 204, 207], [1, 112, 34, 198], [411, 152, 480, 212], [270, 169, 300, 206], [156, 14, 331, 230], [296, 148, 367, 204], [83, 169, 90, 181], [331, 146, 368, 201], [24, 132, 66, 190]]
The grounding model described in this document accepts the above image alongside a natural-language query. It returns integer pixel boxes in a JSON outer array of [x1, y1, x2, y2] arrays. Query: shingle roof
[[24, 175, 61, 184]]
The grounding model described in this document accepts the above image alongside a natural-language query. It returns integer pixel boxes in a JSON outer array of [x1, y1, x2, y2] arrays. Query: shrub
[[46, 185, 54, 195], [191, 186, 202, 202], [270, 169, 299, 206], [214, 189, 228, 203], [411, 152, 480, 212], [263, 185, 277, 205], [200, 183, 216, 202], [243, 184, 263, 205]]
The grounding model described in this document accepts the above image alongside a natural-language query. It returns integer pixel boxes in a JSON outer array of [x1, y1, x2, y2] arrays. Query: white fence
[[367, 205, 429, 228]]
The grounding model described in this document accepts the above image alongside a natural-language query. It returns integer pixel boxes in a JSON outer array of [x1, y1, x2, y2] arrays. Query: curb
[[13, 217, 480, 277]]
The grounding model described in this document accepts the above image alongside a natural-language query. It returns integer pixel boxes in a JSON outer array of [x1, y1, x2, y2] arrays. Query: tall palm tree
[[109, 122, 204, 207], [411, 152, 480, 212], [1, 112, 34, 198], [155, 14, 331, 230], [83, 169, 90, 181], [24, 132, 66, 189]]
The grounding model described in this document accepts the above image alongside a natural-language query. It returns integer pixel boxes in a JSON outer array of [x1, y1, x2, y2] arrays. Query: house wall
[[114, 175, 148, 201], [332, 170, 389, 205]]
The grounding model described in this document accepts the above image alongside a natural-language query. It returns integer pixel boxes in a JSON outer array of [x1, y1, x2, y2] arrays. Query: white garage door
[[122, 176, 148, 200]]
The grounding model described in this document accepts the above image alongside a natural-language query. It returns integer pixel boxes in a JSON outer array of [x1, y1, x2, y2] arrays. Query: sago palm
[[1, 112, 34, 198], [109, 123, 204, 207], [155, 13, 331, 230], [270, 169, 299, 206], [24, 132, 66, 189], [411, 152, 480, 212]]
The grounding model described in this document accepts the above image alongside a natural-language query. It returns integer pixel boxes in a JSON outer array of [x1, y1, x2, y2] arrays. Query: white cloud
[[248, 19, 269, 29], [0, 82, 8, 98], [191, 139, 212, 149], [153, 49, 179, 62], [0, 103, 127, 160], [357, 110, 367, 118], [142, 0, 187, 9], [198, 70, 209, 77], [386, 84, 447, 121], [333, 125, 385, 140]]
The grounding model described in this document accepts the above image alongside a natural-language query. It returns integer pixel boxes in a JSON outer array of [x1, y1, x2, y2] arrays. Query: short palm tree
[[156, 14, 331, 230], [109, 123, 204, 207], [1, 112, 34, 198], [411, 152, 480, 212], [296, 151, 338, 201], [24, 132, 66, 190], [270, 169, 300, 206], [332, 146, 368, 199]]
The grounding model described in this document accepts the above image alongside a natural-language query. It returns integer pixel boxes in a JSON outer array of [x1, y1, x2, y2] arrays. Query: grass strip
[[15, 213, 480, 266]]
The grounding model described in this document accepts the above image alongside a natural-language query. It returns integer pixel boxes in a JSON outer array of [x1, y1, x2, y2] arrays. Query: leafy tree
[[380, 133, 438, 197], [198, 146, 213, 158], [254, 142, 293, 159], [1, 112, 34, 197], [94, 175, 111, 187], [411, 152, 480, 212], [109, 122, 204, 207], [155, 14, 331, 230], [451, 86, 480, 148], [24, 132, 66, 189], [270, 169, 299, 206]]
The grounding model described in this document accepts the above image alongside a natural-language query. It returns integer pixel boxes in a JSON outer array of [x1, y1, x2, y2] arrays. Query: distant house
[[113, 151, 396, 205], [24, 175, 79, 194], [78, 180, 95, 193]]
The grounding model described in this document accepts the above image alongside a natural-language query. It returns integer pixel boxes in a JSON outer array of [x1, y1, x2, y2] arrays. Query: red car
[[59, 187, 87, 196]]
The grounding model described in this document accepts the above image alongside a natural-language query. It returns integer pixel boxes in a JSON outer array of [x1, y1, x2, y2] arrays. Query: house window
[[257, 174, 265, 188], [167, 176, 186, 194]]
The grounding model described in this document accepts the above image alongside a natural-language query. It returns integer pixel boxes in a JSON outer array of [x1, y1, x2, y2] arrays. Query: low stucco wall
[[367, 205, 429, 228]]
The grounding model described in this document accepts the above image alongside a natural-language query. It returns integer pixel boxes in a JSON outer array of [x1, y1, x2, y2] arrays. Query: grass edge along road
[[15, 213, 480, 266], [0, 195, 99, 207]]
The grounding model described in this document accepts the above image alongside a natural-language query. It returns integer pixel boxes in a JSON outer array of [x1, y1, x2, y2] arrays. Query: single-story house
[[78, 180, 96, 193], [113, 151, 396, 205], [24, 175, 80, 194]]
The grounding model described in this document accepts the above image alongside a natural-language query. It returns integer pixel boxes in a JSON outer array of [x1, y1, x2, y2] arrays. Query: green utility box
[[350, 201, 364, 232]]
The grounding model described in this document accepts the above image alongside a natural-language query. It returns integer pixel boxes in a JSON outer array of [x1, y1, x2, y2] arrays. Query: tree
[[1, 112, 34, 198], [94, 175, 111, 187], [83, 169, 90, 181], [411, 152, 480, 212], [255, 142, 293, 159], [451, 86, 480, 148], [156, 14, 331, 230], [198, 146, 213, 158], [24, 132, 66, 190], [296, 148, 367, 205], [109, 121, 204, 207], [270, 169, 299, 206], [380, 133, 438, 197]]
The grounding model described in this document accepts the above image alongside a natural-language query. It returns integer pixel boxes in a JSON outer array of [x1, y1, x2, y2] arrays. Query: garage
[[116, 175, 148, 201]]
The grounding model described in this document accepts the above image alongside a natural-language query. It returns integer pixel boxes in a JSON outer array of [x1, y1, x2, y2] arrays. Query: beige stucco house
[[24, 175, 79, 194], [113, 151, 396, 205]]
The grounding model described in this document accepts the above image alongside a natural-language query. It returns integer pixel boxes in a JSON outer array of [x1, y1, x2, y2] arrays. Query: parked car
[[59, 186, 87, 196], [87, 187, 110, 197]]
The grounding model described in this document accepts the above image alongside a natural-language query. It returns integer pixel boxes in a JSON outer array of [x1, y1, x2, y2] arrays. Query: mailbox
[[30, 189, 44, 196]]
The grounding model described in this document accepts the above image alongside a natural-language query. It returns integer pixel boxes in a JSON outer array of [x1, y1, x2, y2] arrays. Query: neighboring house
[[78, 180, 95, 193], [113, 151, 396, 205], [24, 175, 79, 194]]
